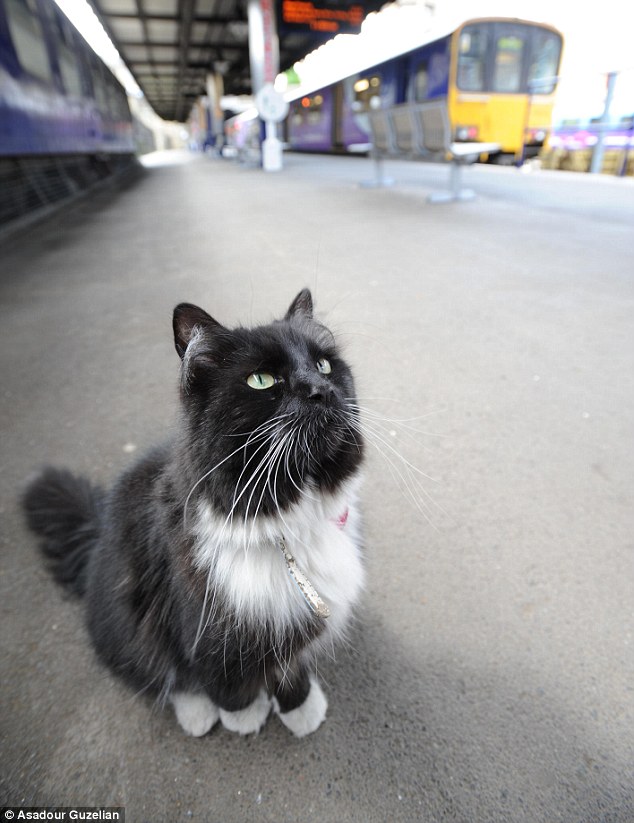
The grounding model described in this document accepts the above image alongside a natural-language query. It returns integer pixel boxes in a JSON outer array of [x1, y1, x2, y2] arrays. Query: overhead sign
[[278, 1, 366, 35]]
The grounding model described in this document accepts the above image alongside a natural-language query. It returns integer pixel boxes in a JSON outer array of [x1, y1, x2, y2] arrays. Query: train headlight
[[526, 128, 547, 144], [455, 125, 479, 141]]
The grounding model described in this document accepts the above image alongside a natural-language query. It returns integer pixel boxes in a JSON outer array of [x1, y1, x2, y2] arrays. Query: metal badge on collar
[[278, 537, 330, 618]]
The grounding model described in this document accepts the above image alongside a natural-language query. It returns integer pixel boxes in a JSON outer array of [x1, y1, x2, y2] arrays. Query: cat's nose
[[292, 373, 334, 403], [307, 381, 333, 403]]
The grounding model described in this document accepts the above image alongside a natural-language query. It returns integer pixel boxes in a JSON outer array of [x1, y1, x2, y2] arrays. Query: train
[[225, 17, 564, 166], [0, 0, 136, 228]]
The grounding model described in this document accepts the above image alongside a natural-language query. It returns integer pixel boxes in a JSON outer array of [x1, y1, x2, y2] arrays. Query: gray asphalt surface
[[1, 151, 633, 822]]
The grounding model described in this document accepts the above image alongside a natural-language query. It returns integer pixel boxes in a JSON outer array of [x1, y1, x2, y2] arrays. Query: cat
[[22, 289, 365, 738]]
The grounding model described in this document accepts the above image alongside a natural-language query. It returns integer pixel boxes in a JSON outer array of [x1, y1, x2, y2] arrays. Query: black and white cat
[[23, 289, 365, 738]]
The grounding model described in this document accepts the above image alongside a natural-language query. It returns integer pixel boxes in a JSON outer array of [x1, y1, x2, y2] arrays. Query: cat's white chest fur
[[192, 477, 365, 643]]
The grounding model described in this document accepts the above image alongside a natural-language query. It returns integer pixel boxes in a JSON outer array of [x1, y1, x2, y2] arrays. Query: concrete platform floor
[[1, 151, 633, 822]]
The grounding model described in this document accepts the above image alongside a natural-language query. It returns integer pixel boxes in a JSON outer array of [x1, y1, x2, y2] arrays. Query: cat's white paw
[[274, 677, 328, 737], [171, 691, 219, 737], [219, 690, 271, 735]]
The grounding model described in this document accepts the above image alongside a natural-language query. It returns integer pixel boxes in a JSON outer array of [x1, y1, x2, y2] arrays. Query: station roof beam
[[89, 0, 386, 121]]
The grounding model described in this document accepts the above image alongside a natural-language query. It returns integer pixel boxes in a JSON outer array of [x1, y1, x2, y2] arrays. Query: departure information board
[[278, 1, 366, 34]]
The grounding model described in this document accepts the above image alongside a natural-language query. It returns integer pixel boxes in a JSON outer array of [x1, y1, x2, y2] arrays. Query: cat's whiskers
[[192, 566, 216, 653], [183, 416, 286, 530], [350, 417, 436, 523], [351, 414, 438, 485], [222, 413, 294, 438], [193, 416, 291, 548], [328, 420, 363, 453], [270, 642, 291, 690], [336, 404, 447, 529], [192, 402, 367, 654], [191, 418, 296, 653], [301, 426, 317, 468], [193, 422, 304, 650], [183, 414, 290, 525], [268, 442, 318, 575], [242, 418, 321, 556], [347, 401, 447, 439], [242, 426, 295, 552], [229, 419, 294, 527], [344, 394, 446, 415], [284, 423, 320, 505]]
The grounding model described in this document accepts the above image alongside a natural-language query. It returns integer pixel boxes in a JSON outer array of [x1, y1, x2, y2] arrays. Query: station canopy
[[90, 0, 387, 122]]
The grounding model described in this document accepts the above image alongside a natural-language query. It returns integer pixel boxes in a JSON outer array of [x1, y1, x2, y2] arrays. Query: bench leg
[[428, 161, 475, 203], [361, 155, 395, 188]]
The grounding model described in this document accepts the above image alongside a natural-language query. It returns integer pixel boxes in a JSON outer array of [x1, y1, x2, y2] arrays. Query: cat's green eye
[[317, 357, 332, 375], [247, 372, 277, 390]]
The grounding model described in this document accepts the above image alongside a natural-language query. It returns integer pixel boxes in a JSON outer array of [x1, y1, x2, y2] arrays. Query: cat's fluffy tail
[[22, 468, 104, 596]]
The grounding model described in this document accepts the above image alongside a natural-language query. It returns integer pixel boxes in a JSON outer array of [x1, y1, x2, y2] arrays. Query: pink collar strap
[[333, 507, 349, 530]]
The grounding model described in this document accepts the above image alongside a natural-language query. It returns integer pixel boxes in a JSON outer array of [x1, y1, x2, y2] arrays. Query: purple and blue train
[[226, 17, 564, 165], [0, 0, 136, 226]]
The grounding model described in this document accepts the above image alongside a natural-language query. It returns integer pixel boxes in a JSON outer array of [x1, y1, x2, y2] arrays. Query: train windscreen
[[457, 22, 562, 95]]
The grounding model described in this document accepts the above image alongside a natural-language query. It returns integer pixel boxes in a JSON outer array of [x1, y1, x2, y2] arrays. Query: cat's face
[[173, 290, 363, 518]]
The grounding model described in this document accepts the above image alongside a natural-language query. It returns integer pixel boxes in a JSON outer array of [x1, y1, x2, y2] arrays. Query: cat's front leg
[[273, 668, 328, 738], [171, 691, 219, 737], [218, 689, 271, 735]]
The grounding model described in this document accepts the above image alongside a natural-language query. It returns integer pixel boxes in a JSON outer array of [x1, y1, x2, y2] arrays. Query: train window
[[52, 14, 83, 97], [413, 63, 429, 102], [58, 46, 82, 97], [528, 30, 562, 94], [5, 0, 52, 83], [457, 26, 488, 92], [297, 93, 324, 124], [107, 76, 129, 120], [90, 59, 110, 114], [353, 75, 381, 111], [493, 34, 524, 93]]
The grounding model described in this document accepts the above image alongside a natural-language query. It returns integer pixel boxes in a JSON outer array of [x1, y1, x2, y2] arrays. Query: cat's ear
[[285, 288, 313, 320], [173, 303, 223, 360]]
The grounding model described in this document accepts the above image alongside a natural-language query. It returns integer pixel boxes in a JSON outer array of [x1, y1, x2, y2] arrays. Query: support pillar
[[247, 0, 284, 171], [206, 72, 224, 151], [590, 72, 617, 174]]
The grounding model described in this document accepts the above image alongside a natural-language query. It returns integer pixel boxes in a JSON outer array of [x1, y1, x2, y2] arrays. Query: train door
[[332, 82, 344, 150], [343, 73, 382, 147], [409, 58, 429, 102], [492, 23, 531, 158], [394, 57, 409, 104], [451, 21, 529, 158], [406, 37, 451, 103]]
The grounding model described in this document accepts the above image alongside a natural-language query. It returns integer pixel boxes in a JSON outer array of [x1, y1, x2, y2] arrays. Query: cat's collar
[[333, 507, 349, 529], [277, 507, 349, 619], [278, 537, 330, 619]]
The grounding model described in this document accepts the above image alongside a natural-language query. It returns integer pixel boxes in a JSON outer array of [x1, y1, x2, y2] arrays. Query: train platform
[[2, 151, 633, 822]]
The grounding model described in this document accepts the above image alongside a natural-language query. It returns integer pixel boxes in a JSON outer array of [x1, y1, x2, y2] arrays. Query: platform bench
[[366, 100, 500, 203]]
